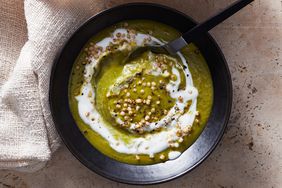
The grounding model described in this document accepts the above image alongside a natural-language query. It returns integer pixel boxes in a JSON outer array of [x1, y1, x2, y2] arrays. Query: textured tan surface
[[0, 0, 281, 187]]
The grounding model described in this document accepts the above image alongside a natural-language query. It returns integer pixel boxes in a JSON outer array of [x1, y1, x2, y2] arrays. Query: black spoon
[[126, 0, 254, 60]]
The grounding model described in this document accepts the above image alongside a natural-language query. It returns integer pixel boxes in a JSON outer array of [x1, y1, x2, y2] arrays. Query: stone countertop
[[0, 0, 281, 187]]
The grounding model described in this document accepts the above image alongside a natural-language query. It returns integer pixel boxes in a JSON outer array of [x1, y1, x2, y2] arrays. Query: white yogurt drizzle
[[76, 28, 198, 159]]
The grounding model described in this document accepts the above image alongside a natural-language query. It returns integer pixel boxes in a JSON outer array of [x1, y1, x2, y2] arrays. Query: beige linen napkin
[[0, 0, 104, 172]]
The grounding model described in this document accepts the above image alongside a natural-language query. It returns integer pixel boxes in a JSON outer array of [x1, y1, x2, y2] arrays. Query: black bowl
[[49, 3, 232, 185]]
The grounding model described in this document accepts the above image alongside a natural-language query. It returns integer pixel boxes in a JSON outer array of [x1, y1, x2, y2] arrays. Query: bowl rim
[[49, 2, 232, 185]]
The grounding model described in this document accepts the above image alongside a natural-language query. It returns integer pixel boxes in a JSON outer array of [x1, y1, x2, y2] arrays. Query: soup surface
[[69, 20, 213, 164]]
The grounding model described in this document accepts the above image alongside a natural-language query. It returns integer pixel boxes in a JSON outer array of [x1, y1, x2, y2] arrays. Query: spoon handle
[[166, 0, 254, 54]]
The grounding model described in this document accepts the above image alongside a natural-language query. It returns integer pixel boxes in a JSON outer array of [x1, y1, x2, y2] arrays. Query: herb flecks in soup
[[69, 20, 213, 164], [106, 51, 198, 135]]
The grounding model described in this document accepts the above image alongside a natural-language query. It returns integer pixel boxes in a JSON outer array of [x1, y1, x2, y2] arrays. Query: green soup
[[69, 20, 213, 164]]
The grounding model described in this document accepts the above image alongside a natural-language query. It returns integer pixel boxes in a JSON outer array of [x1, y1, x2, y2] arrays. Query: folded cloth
[[0, 0, 104, 172]]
